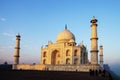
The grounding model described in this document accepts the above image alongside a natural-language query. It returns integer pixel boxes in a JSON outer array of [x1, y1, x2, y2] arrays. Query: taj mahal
[[13, 17, 104, 72]]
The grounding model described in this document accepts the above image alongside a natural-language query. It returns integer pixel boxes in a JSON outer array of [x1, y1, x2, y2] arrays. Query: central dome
[[56, 28, 75, 43]]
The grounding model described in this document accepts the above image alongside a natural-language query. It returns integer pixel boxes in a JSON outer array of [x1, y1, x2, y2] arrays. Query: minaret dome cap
[[91, 16, 98, 23], [16, 33, 20, 37]]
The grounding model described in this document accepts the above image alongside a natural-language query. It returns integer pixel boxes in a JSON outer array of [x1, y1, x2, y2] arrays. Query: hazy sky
[[0, 0, 120, 65]]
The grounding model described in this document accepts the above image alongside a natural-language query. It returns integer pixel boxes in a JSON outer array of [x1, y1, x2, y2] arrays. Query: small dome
[[91, 16, 98, 23], [69, 39, 75, 43], [56, 28, 75, 43]]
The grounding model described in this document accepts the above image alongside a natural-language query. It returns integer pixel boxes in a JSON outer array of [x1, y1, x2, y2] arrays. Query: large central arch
[[51, 50, 60, 65]]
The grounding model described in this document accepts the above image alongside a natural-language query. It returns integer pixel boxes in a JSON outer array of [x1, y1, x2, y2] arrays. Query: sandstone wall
[[13, 64, 100, 72]]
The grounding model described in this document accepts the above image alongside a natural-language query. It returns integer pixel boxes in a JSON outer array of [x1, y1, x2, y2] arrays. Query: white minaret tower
[[90, 17, 98, 64], [99, 45, 103, 66], [14, 34, 20, 64]]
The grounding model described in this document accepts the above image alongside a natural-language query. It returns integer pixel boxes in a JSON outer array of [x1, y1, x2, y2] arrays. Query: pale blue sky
[[0, 0, 120, 66]]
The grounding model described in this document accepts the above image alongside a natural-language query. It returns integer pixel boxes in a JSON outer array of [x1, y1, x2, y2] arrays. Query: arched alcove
[[43, 59, 46, 64], [51, 50, 59, 65], [74, 58, 78, 65], [74, 49, 78, 56], [66, 58, 70, 64], [43, 51, 47, 57], [66, 49, 70, 56]]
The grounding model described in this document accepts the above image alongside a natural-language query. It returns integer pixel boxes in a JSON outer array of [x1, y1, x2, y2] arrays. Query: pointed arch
[[57, 60, 60, 64], [43, 51, 47, 57], [66, 58, 70, 64], [43, 59, 46, 64], [74, 49, 78, 56], [51, 50, 60, 65], [66, 49, 70, 56], [74, 58, 78, 65]]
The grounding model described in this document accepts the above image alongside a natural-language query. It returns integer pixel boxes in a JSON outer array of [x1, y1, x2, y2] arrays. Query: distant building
[[13, 17, 104, 72], [0, 62, 12, 70]]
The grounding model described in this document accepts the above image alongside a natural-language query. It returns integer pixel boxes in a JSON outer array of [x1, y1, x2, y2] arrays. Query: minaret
[[90, 17, 98, 64], [14, 34, 20, 64], [99, 45, 103, 66]]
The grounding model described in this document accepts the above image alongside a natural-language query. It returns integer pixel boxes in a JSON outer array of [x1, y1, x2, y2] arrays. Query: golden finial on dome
[[65, 24, 67, 30]]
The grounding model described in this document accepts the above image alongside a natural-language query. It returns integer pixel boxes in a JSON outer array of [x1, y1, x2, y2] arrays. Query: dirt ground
[[0, 70, 112, 80]]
